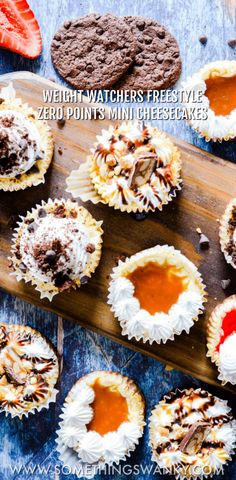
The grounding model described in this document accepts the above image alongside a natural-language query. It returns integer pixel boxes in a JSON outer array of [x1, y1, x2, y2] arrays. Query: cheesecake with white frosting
[[10, 198, 103, 300], [108, 245, 205, 345], [0, 83, 53, 191], [56, 371, 145, 478]]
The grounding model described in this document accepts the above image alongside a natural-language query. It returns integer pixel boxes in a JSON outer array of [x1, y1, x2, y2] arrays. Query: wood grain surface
[[1, 71, 236, 393], [1, 1, 236, 479]]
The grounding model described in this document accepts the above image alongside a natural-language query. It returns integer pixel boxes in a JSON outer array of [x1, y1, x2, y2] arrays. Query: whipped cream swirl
[[0, 110, 41, 178], [19, 214, 91, 286]]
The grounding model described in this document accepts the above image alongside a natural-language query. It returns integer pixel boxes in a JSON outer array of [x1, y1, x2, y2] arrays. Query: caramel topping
[[205, 75, 236, 116], [127, 262, 187, 314], [88, 380, 129, 435]]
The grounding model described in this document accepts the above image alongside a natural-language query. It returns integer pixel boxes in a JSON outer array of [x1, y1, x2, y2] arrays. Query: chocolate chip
[[86, 64, 94, 73], [80, 275, 89, 285], [45, 250, 56, 264], [0, 98, 4, 104], [221, 279, 231, 290], [58, 147, 63, 155], [199, 35, 208, 45], [199, 233, 209, 249], [27, 222, 36, 233], [86, 243, 95, 253], [57, 117, 66, 128], [228, 39, 236, 48], [115, 254, 126, 265], [19, 262, 27, 273], [38, 208, 46, 218], [131, 211, 150, 221], [96, 27, 104, 35]]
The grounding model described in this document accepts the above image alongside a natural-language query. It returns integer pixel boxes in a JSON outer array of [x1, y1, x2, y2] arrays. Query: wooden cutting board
[[0, 71, 236, 393]]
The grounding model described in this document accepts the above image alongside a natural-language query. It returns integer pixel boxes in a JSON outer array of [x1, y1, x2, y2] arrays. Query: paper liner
[[66, 124, 182, 213], [219, 198, 236, 269], [207, 295, 236, 385], [10, 198, 103, 301], [149, 387, 236, 480], [0, 83, 54, 191], [56, 371, 145, 479], [108, 244, 206, 345], [182, 61, 236, 142], [0, 322, 59, 419]]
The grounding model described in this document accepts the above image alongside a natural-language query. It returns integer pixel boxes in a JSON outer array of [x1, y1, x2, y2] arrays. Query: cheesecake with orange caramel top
[[108, 245, 205, 345], [207, 296, 236, 385], [56, 371, 145, 477], [183, 61, 236, 142]]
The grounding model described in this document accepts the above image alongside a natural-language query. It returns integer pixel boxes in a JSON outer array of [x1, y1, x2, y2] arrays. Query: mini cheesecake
[[108, 245, 205, 345], [10, 198, 103, 301], [150, 388, 236, 479], [183, 61, 236, 142], [66, 121, 182, 213], [0, 323, 59, 418], [56, 371, 145, 478], [0, 83, 53, 191], [219, 198, 236, 269], [207, 296, 236, 385]]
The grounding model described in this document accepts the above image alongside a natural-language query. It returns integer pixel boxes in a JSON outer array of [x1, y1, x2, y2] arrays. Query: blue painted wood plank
[[0, 0, 236, 479]]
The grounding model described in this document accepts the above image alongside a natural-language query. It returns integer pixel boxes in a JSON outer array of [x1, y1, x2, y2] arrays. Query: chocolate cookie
[[114, 16, 182, 91], [51, 13, 137, 90]]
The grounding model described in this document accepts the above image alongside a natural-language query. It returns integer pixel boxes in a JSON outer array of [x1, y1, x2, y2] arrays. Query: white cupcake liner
[[108, 245, 206, 345], [10, 198, 103, 301], [0, 83, 54, 191]]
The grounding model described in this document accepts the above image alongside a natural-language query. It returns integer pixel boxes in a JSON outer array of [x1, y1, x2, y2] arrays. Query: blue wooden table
[[0, 1, 236, 479]]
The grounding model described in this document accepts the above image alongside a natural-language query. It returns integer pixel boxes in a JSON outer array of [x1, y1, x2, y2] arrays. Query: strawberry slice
[[0, 0, 42, 58]]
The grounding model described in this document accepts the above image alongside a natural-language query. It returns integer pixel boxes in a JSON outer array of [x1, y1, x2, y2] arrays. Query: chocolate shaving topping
[[86, 243, 95, 253], [38, 208, 47, 218], [128, 152, 157, 189], [179, 422, 211, 454]]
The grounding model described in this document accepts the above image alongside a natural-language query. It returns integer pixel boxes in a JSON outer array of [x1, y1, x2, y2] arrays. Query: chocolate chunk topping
[[179, 422, 211, 455], [80, 275, 89, 285], [27, 221, 37, 233], [57, 117, 66, 128], [228, 39, 236, 48], [19, 262, 27, 273], [45, 250, 57, 264], [38, 208, 47, 218], [221, 279, 231, 290], [199, 35, 208, 45], [128, 153, 157, 189], [86, 243, 95, 253], [199, 233, 210, 249]]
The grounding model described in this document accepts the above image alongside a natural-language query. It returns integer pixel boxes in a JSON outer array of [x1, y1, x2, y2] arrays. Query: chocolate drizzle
[[226, 205, 236, 263]]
